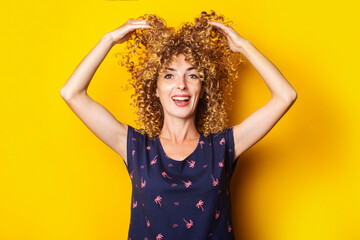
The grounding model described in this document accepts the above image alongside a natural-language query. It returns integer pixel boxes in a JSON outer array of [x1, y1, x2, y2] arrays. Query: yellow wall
[[1, 0, 359, 239]]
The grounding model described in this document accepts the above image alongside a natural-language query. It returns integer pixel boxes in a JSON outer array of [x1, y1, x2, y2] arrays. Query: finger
[[128, 20, 150, 26], [209, 22, 224, 31], [134, 24, 152, 28], [129, 21, 151, 27], [132, 20, 149, 25], [129, 24, 152, 30], [209, 21, 229, 34], [209, 21, 226, 29], [212, 26, 228, 36]]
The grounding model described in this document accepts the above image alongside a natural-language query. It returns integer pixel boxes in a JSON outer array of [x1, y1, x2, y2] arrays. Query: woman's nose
[[177, 77, 187, 90]]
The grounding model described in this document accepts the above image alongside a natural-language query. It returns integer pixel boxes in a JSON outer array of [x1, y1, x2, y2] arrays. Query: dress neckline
[[157, 133, 202, 164]]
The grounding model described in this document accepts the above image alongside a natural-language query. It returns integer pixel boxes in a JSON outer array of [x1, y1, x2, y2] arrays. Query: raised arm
[[60, 20, 151, 165], [209, 21, 297, 161]]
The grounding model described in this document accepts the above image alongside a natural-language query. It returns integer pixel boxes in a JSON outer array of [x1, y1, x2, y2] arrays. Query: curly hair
[[116, 10, 244, 139]]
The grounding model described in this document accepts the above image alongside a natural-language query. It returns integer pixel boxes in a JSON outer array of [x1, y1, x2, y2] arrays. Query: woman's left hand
[[209, 21, 249, 53]]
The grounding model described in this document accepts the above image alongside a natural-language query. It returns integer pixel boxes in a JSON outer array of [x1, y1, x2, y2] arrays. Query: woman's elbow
[[288, 90, 297, 102]]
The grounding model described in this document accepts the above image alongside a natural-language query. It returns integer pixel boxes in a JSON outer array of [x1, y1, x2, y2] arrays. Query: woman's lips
[[171, 95, 191, 107], [173, 99, 190, 107]]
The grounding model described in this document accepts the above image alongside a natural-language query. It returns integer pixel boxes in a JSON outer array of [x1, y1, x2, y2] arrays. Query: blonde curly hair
[[117, 10, 244, 139]]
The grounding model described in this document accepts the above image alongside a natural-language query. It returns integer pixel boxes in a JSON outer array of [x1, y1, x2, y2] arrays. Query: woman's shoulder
[[202, 126, 235, 149], [127, 125, 158, 142], [128, 125, 145, 138], [128, 125, 144, 134], [207, 126, 234, 138]]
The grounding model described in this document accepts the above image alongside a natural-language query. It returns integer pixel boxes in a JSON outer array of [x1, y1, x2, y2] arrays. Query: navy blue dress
[[124, 125, 239, 240]]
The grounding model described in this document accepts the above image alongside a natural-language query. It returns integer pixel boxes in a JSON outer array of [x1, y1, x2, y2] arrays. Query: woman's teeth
[[172, 97, 191, 102]]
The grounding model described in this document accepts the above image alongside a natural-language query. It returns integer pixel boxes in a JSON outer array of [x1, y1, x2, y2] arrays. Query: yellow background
[[1, 0, 359, 239]]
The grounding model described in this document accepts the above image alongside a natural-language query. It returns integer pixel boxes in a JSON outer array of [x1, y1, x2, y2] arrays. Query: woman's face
[[155, 54, 204, 121]]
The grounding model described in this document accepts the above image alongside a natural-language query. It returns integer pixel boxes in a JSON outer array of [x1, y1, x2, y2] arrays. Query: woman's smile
[[171, 94, 191, 107]]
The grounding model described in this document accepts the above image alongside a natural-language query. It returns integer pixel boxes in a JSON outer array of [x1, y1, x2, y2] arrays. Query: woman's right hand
[[106, 19, 151, 45]]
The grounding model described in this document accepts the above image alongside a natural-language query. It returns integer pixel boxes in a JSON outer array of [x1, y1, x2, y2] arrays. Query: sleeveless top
[[124, 125, 239, 240]]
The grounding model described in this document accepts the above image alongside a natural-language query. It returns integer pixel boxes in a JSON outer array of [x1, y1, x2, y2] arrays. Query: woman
[[61, 11, 297, 240]]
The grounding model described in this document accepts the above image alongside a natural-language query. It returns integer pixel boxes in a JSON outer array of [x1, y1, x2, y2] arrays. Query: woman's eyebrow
[[165, 67, 195, 71]]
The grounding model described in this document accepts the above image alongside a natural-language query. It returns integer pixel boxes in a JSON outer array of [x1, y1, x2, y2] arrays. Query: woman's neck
[[159, 117, 199, 144]]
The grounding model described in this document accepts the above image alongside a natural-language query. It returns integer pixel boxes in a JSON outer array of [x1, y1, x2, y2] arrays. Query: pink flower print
[[174, 202, 180, 206], [199, 140, 205, 149], [218, 159, 224, 167], [203, 164, 208, 168], [154, 195, 162, 207], [145, 216, 150, 227], [132, 150, 136, 161], [146, 146, 151, 150], [211, 175, 219, 186], [187, 160, 195, 168], [141, 177, 146, 188], [150, 155, 158, 165], [162, 171, 172, 179], [208, 233, 213, 237], [182, 180, 192, 188], [183, 218, 194, 229], [196, 200, 204, 211], [215, 210, 220, 219], [156, 233, 163, 240], [171, 183, 177, 187], [131, 137, 136, 141], [168, 163, 173, 167], [144, 238, 148, 240], [173, 224, 179, 228], [229, 148, 232, 152], [227, 221, 232, 232], [140, 165, 145, 169], [142, 203, 145, 207], [132, 200, 137, 208], [129, 170, 134, 179], [219, 138, 225, 145]]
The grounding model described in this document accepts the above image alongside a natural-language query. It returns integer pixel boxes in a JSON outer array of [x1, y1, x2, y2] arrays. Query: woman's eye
[[189, 74, 199, 79], [164, 74, 173, 79]]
